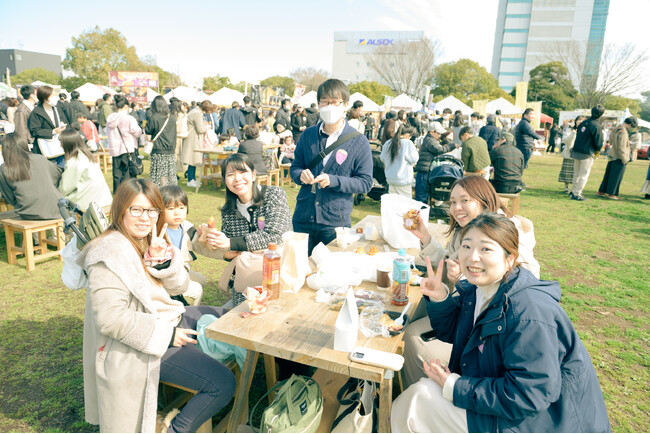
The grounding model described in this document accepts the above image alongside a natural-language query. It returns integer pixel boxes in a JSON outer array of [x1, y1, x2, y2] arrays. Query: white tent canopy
[[486, 97, 522, 115], [637, 118, 650, 130], [163, 86, 205, 103], [350, 92, 381, 112], [0, 82, 17, 99], [75, 83, 115, 103], [390, 93, 423, 112], [147, 88, 160, 103], [207, 87, 245, 106], [434, 95, 473, 115], [298, 90, 317, 108]]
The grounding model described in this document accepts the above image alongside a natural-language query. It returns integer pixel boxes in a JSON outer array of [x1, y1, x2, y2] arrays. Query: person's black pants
[[598, 159, 627, 196], [491, 180, 522, 194], [160, 306, 236, 433], [292, 220, 339, 255], [112, 153, 133, 192], [517, 145, 533, 169]]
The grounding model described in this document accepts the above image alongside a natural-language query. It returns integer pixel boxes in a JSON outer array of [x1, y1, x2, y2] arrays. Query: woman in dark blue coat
[[392, 213, 610, 433]]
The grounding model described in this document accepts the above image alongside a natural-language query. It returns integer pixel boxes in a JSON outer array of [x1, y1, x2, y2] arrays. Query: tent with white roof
[[0, 82, 17, 99], [207, 87, 245, 106], [75, 83, 115, 103], [486, 97, 522, 115], [350, 92, 381, 112], [390, 93, 423, 112], [434, 95, 473, 115], [147, 88, 160, 103], [298, 90, 317, 108], [163, 86, 204, 103]]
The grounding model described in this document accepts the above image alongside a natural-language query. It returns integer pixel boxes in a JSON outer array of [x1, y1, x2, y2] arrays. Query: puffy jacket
[[479, 122, 500, 151], [608, 124, 630, 163], [240, 105, 260, 126], [426, 268, 610, 433], [305, 107, 319, 127], [572, 117, 603, 157], [415, 134, 455, 172], [515, 118, 542, 149]]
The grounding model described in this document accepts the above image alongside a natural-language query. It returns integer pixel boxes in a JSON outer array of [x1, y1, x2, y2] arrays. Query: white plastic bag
[[61, 234, 88, 290], [381, 194, 430, 249]]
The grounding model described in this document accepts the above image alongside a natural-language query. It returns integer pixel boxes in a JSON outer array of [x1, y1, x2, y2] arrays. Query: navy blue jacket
[[290, 121, 373, 227], [219, 107, 246, 140], [515, 118, 542, 150], [479, 122, 500, 151], [426, 268, 610, 433], [572, 117, 603, 156]]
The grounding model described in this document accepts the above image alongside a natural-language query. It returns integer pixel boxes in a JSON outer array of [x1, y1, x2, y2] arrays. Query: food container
[[244, 286, 270, 314], [385, 311, 410, 336]]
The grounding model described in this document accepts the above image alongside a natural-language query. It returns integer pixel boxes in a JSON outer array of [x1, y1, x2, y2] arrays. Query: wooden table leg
[[5, 224, 16, 265], [263, 354, 277, 404], [24, 228, 35, 272], [195, 154, 204, 194], [226, 350, 259, 433], [377, 371, 394, 433]]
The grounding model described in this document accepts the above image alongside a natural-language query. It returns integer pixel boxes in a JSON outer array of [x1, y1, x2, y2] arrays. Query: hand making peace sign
[[421, 256, 448, 301], [147, 222, 169, 259]]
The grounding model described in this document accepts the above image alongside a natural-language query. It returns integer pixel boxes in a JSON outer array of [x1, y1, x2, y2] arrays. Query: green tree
[[260, 76, 295, 97], [202, 75, 233, 92], [63, 26, 145, 84], [60, 76, 87, 92], [433, 59, 500, 100], [527, 61, 576, 121], [604, 95, 641, 115], [11, 67, 61, 85], [348, 80, 394, 105], [639, 91, 650, 121]]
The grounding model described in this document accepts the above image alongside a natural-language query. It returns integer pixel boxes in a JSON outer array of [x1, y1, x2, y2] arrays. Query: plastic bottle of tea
[[263, 242, 281, 300], [392, 248, 410, 305]]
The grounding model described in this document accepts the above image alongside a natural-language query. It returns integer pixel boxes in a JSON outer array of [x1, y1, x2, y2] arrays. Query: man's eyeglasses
[[318, 100, 343, 107], [128, 206, 161, 219]]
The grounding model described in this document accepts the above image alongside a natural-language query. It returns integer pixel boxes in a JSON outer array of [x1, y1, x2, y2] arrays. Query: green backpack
[[251, 375, 323, 433]]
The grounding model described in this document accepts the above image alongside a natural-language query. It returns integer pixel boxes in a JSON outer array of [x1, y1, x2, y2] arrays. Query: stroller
[[427, 154, 464, 221], [354, 142, 389, 205], [58, 198, 110, 249]]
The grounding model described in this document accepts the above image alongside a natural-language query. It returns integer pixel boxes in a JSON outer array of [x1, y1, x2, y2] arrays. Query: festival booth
[[350, 92, 381, 112], [297, 90, 317, 108], [559, 109, 624, 131], [486, 97, 522, 115], [75, 83, 116, 105], [435, 95, 473, 115], [163, 86, 205, 103], [207, 87, 245, 107], [390, 93, 423, 112]]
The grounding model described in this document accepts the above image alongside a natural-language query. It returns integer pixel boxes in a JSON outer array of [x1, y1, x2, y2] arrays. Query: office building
[[491, 0, 610, 91], [332, 31, 424, 85], [0, 49, 62, 81]]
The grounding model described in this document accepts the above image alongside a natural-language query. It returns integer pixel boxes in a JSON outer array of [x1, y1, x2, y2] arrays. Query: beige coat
[[82, 231, 189, 432], [609, 124, 630, 164], [181, 108, 207, 167]]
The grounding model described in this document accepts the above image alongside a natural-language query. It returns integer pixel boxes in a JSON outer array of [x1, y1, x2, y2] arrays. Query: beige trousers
[[401, 316, 453, 389], [388, 184, 413, 198], [571, 156, 594, 197], [391, 378, 468, 433]]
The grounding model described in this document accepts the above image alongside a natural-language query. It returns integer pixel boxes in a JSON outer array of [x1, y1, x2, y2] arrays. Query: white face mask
[[48, 96, 58, 106], [320, 104, 346, 125]]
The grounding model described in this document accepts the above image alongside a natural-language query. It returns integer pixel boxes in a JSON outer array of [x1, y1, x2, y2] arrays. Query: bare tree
[[544, 42, 649, 107], [289, 67, 330, 93], [364, 37, 441, 100]]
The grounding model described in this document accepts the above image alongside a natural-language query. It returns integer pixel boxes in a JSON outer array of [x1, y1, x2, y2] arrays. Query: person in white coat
[[58, 128, 112, 209], [379, 124, 419, 197]]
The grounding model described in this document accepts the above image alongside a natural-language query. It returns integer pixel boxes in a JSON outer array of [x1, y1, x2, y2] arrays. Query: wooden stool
[[0, 198, 13, 228], [498, 193, 520, 215], [266, 153, 281, 186], [1, 218, 65, 271], [256, 174, 270, 186], [160, 357, 242, 433], [97, 152, 112, 173]]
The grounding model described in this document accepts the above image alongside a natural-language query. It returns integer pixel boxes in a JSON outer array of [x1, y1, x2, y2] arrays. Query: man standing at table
[[515, 108, 543, 169], [290, 79, 373, 254]]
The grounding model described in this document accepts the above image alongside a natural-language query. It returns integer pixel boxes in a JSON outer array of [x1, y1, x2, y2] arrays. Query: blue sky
[[0, 0, 648, 88]]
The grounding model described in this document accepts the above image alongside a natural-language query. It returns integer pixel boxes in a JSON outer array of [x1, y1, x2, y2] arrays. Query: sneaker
[[596, 191, 607, 197], [568, 192, 575, 199], [187, 180, 198, 188], [564, 187, 570, 194], [571, 195, 587, 201], [607, 195, 619, 200]]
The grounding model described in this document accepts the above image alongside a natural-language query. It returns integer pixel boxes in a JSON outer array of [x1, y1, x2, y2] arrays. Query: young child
[[160, 185, 206, 305], [77, 113, 99, 151], [280, 136, 295, 163]]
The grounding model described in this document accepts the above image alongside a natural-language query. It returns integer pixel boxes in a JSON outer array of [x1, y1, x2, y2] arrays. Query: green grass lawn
[[0, 153, 648, 432]]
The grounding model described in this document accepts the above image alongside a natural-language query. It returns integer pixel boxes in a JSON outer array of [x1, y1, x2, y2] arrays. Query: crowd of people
[[1, 77, 637, 432]]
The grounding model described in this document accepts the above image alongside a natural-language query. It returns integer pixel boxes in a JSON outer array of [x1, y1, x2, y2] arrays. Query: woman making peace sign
[[80, 179, 235, 433], [391, 213, 609, 433]]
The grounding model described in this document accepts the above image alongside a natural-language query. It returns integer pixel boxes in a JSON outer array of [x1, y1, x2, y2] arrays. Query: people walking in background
[[146, 95, 178, 188], [558, 116, 586, 194], [546, 124, 562, 154], [219, 101, 246, 141], [14, 85, 37, 147], [182, 101, 211, 188], [305, 103, 319, 127], [106, 94, 142, 192], [414, 122, 458, 203], [570, 105, 605, 201], [596, 116, 637, 200], [97, 94, 114, 147], [478, 114, 500, 151], [514, 108, 543, 169], [347, 101, 365, 134], [380, 124, 418, 198], [290, 105, 308, 143], [27, 85, 68, 168]]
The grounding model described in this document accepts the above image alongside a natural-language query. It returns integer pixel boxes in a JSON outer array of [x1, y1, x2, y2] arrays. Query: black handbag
[[129, 150, 143, 176]]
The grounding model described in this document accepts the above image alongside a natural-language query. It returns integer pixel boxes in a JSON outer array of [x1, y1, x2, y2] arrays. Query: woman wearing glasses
[[80, 179, 235, 433]]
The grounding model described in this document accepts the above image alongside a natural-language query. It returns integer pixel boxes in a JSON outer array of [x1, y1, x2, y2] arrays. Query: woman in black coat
[[290, 105, 307, 142], [27, 85, 67, 167], [237, 125, 268, 175]]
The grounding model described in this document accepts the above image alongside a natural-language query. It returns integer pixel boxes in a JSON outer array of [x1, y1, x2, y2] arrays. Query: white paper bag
[[333, 288, 359, 352], [279, 232, 309, 294], [380, 194, 430, 249]]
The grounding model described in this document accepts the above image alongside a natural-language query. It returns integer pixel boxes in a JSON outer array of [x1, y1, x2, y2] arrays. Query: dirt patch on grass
[[573, 307, 638, 331], [547, 265, 601, 288]]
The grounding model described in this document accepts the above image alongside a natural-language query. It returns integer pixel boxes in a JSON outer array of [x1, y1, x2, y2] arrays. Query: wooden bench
[[1, 217, 65, 271], [0, 198, 13, 228], [159, 356, 242, 433], [278, 153, 292, 186], [498, 192, 520, 215], [97, 152, 112, 173]]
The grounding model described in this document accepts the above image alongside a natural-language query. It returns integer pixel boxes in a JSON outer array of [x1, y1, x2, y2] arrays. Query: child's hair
[[219, 134, 230, 143], [160, 185, 189, 214], [284, 136, 294, 145], [226, 128, 236, 137]]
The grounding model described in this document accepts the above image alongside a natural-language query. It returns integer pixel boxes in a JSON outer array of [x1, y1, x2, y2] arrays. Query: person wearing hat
[[489, 131, 525, 194], [414, 121, 458, 203]]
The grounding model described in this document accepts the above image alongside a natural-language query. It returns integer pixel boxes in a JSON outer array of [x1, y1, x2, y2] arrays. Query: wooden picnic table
[[205, 214, 449, 432], [193, 148, 235, 193]]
